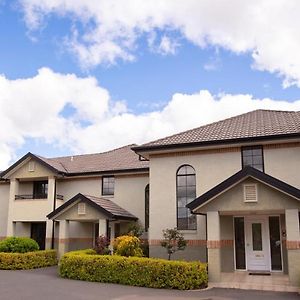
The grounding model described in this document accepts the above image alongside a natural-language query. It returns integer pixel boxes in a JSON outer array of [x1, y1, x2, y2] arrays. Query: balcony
[[15, 194, 64, 200]]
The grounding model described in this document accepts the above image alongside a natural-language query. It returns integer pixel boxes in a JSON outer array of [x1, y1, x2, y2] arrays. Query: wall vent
[[78, 202, 86, 215], [244, 184, 257, 202], [28, 161, 35, 172]]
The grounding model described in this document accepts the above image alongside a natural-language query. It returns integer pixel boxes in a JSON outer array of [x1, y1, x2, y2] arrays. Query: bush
[[113, 235, 143, 257], [0, 237, 39, 253], [0, 250, 57, 270], [94, 235, 111, 255], [59, 249, 207, 290]]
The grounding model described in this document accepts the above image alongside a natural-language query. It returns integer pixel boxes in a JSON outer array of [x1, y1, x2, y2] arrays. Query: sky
[[0, 0, 300, 169]]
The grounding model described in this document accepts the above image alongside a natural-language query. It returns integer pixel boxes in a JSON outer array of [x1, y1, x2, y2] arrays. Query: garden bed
[[59, 249, 207, 290]]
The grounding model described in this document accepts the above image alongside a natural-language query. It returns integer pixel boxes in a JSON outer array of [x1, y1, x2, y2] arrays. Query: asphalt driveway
[[0, 266, 298, 300]]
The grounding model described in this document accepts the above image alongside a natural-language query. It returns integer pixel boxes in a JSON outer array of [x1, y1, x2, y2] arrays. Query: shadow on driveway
[[0, 267, 298, 300]]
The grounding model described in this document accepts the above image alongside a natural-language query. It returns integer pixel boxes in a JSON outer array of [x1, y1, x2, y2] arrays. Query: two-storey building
[[0, 109, 299, 285]]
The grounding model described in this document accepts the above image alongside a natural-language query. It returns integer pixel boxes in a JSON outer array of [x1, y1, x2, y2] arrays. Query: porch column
[[46, 176, 56, 249], [6, 179, 19, 236], [58, 220, 69, 258], [285, 209, 300, 286], [98, 219, 107, 236], [207, 211, 221, 282]]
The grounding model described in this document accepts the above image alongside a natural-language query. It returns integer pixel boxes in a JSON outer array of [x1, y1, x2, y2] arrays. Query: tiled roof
[[134, 110, 300, 150], [38, 144, 149, 175], [84, 194, 137, 220], [47, 193, 137, 220]]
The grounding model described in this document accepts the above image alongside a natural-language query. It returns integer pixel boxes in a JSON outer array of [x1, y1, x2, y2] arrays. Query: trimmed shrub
[[59, 249, 208, 290], [0, 250, 57, 270], [113, 235, 143, 257], [0, 237, 39, 253]]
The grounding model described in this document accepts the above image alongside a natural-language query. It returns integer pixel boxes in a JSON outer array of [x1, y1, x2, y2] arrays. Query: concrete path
[[0, 267, 298, 300]]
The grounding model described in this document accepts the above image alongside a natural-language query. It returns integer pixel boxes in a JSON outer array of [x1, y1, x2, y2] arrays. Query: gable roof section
[[187, 166, 300, 211], [0, 152, 64, 178], [133, 110, 300, 152], [1, 145, 149, 178], [47, 193, 137, 221]]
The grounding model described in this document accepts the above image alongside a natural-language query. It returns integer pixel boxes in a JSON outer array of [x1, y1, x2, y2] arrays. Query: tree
[[126, 222, 144, 238], [160, 228, 187, 260], [94, 235, 111, 255]]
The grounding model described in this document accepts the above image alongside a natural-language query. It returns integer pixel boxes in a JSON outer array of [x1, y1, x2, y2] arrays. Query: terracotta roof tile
[[84, 194, 137, 219], [36, 144, 149, 175], [136, 110, 300, 149]]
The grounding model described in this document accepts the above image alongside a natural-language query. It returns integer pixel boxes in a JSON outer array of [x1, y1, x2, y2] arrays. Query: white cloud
[[0, 68, 300, 170], [19, 0, 300, 86]]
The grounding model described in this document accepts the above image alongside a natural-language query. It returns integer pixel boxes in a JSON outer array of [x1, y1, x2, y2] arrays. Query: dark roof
[[1, 145, 149, 178], [47, 193, 137, 221], [133, 110, 300, 152], [187, 166, 300, 211]]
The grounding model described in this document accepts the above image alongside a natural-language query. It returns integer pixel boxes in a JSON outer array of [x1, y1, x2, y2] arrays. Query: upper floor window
[[145, 184, 149, 232], [102, 176, 115, 196], [176, 165, 197, 230], [242, 146, 264, 172], [33, 181, 48, 199]]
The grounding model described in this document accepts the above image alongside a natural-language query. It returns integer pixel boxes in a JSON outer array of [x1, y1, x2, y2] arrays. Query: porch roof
[[187, 166, 300, 212], [47, 193, 138, 221]]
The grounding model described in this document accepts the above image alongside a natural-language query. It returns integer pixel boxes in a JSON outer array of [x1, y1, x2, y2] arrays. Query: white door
[[245, 216, 270, 271]]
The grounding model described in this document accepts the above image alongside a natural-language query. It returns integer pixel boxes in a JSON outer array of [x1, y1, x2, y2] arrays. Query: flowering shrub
[[94, 235, 110, 255], [113, 235, 143, 257]]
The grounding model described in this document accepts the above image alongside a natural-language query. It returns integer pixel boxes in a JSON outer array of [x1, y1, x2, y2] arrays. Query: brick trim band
[[148, 239, 207, 246], [286, 241, 300, 250]]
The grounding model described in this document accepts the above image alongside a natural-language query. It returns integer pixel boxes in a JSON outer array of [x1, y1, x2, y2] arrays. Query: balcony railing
[[15, 194, 64, 200]]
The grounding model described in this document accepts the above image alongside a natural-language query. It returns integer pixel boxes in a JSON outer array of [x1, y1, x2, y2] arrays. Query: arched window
[[177, 165, 196, 230], [145, 184, 149, 232]]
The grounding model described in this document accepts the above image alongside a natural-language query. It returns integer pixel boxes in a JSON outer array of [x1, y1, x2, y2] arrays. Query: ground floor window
[[269, 216, 282, 271]]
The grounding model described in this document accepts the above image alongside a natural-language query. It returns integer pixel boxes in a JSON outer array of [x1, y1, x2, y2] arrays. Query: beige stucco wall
[[196, 178, 300, 214], [55, 200, 107, 221], [114, 175, 149, 228], [0, 183, 9, 237], [264, 146, 300, 189], [149, 150, 241, 240], [12, 199, 52, 221], [10, 159, 55, 179], [56, 178, 101, 201], [220, 215, 234, 272]]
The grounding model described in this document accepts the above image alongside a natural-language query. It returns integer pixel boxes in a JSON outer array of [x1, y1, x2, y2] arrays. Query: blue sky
[[0, 1, 299, 168]]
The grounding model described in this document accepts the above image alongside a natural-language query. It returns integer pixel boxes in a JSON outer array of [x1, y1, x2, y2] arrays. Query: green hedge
[[0, 250, 57, 270], [0, 237, 39, 253], [59, 249, 207, 290]]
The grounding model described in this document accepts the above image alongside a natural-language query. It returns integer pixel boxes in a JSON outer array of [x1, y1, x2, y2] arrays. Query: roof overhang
[[47, 193, 138, 221], [187, 166, 300, 212], [133, 134, 300, 159]]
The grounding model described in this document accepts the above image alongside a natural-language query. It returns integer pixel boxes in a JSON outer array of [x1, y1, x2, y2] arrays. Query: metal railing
[[15, 194, 64, 200]]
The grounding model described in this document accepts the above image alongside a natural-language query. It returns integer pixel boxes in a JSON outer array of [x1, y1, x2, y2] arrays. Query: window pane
[[252, 223, 262, 251], [177, 176, 186, 187], [234, 217, 246, 269], [186, 175, 196, 186], [269, 216, 282, 270], [176, 165, 196, 230], [253, 156, 263, 165], [102, 177, 114, 195], [252, 148, 262, 156], [242, 146, 264, 171]]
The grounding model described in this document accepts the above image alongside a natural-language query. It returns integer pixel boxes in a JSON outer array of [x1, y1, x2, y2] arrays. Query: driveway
[[0, 267, 298, 300]]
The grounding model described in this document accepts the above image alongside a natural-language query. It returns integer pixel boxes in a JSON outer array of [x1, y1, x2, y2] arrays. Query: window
[[145, 184, 149, 232], [176, 165, 197, 230], [241, 146, 264, 171], [33, 181, 48, 199], [102, 176, 115, 196]]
